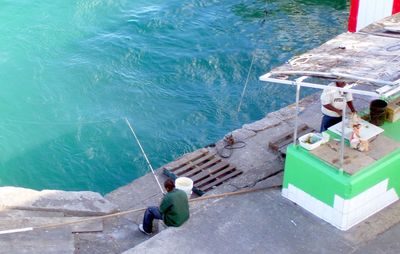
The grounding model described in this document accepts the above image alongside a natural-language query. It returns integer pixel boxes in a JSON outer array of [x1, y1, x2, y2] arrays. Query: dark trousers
[[320, 114, 342, 132], [143, 206, 162, 233]]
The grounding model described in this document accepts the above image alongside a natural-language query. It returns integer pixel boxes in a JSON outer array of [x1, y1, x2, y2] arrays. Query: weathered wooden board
[[163, 148, 209, 172], [163, 151, 242, 196], [366, 135, 400, 160], [311, 140, 376, 175], [310, 132, 400, 175], [269, 123, 316, 155]]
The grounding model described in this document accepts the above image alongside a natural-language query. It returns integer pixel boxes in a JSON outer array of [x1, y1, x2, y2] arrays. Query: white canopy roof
[[260, 13, 400, 98]]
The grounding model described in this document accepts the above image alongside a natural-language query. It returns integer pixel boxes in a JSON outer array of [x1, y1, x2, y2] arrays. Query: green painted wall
[[382, 120, 400, 141], [283, 145, 350, 206]]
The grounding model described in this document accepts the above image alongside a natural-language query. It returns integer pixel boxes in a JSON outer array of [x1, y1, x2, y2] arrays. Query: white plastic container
[[298, 133, 323, 151], [175, 177, 193, 197], [321, 132, 330, 144]]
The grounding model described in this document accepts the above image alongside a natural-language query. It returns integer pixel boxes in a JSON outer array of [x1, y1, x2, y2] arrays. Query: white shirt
[[320, 82, 353, 117]]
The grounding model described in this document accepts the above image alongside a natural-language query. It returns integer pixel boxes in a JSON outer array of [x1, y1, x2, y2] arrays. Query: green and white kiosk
[[260, 15, 400, 230], [281, 120, 399, 230]]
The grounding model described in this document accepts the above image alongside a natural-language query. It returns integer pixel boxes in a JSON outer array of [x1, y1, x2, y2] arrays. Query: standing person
[[139, 179, 190, 235], [320, 81, 357, 132]]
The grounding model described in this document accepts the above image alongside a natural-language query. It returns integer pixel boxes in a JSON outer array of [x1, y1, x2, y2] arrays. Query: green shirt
[[159, 189, 190, 227]]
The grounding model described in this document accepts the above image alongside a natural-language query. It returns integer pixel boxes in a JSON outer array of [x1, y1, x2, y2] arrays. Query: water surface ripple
[[0, 0, 348, 194]]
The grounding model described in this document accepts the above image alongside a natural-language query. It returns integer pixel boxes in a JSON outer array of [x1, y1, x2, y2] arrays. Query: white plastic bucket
[[175, 177, 193, 197]]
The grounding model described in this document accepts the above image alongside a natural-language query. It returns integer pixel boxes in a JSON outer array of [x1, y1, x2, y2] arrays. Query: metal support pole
[[293, 77, 307, 146], [339, 106, 346, 173]]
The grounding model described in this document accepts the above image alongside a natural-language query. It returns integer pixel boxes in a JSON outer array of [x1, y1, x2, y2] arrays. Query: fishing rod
[[124, 117, 165, 195]]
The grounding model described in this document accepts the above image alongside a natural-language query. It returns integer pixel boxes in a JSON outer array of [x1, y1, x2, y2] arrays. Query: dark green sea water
[[0, 0, 348, 194]]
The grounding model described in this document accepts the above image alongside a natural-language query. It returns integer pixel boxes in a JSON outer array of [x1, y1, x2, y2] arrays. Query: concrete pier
[[1, 89, 399, 253]]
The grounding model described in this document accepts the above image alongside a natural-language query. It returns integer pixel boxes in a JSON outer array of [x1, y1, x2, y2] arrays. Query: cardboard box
[[386, 97, 400, 122]]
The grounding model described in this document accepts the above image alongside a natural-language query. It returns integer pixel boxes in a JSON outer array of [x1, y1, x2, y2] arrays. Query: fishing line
[[237, 54, 255, 113], [237, 4, 269, 113], [124, 117, 165, 195]]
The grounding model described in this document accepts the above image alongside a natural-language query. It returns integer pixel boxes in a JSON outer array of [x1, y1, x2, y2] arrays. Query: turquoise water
[[0, 0, 348, 194]]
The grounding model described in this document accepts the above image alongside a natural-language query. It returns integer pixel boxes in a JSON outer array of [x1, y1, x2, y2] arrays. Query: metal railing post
[[293, 77, 307, 146], [339, 106, 346, 173]]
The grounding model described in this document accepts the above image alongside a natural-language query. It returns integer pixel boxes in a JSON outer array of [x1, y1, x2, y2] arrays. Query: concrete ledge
[[0, 227, 74, 254], [0, 187, 118, 216], [243, 117, 281, 132]]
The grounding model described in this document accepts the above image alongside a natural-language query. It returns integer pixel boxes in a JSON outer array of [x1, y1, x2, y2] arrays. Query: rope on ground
[[216, 140, 246, 158], [215, 134, 247, 158], [0, 184, 281, 235]]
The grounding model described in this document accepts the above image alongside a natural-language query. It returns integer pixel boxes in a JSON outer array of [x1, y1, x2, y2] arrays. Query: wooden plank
[[181, 157, 221, 178], [275, 127, 314, 150], [195, 165, 236, 187], [164, 150, 242, 195], [310, 140, 376, 175], [199, 170, 243, 192], [278, 127, 314, 155], [167, 152, 208, 173], [164, 148, 209, 172], [366, 135, 400, 160], [190, 161, 230, 183], [278, 146, 288, 156], [172, 152, 216, 175], [269, 124, 313, 152]]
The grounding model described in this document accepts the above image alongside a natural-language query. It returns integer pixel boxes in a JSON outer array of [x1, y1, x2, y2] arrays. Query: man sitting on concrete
[[139, 179, 190, 235]]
